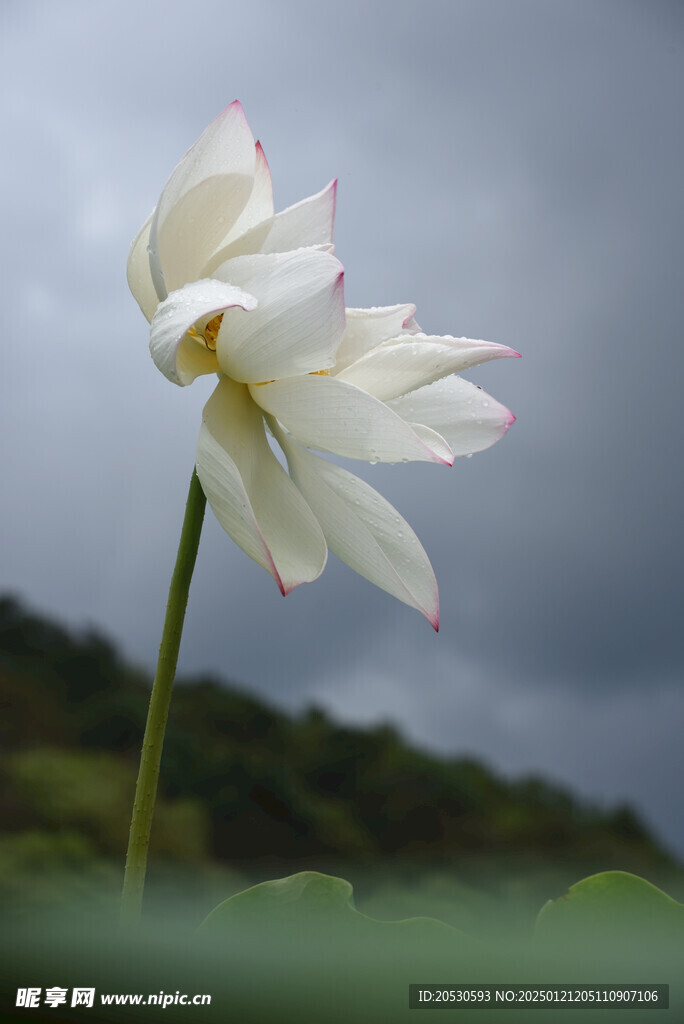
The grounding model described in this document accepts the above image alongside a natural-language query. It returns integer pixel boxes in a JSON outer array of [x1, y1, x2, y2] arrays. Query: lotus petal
[[212, 248, 345, 383], [210, 141, 275, 255], [332, 304, 417, 372], [196, 377, 327, 593], [151, 101, 256, 295], [387, 376, 516, 456], [277, 432, 439, 628], [337, 334, 520, 401], [251, 375, 453, 464], [203, 179, 337, 273], [126, 213, 158, 323]]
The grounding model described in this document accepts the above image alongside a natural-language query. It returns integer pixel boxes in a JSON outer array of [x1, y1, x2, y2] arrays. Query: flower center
[[188, 313, 224, 351], [204, 314, 223, 349]]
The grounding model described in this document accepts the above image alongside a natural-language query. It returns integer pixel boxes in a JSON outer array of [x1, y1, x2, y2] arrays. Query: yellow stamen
[[187, 314, 224, 351], [204, 314, 223, 350]]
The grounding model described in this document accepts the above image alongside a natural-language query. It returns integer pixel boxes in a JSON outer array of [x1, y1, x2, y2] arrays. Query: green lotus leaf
[[198, 869, 478, 964], [535, 870, 684, 964]]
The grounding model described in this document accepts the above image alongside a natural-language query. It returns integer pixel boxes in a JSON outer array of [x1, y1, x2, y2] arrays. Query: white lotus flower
[[128, 103, 518, 628]]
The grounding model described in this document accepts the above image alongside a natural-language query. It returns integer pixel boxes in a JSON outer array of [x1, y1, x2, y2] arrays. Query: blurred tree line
[[0, 595, 680, 924]]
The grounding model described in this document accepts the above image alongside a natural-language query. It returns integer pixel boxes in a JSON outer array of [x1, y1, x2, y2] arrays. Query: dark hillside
[[1, 594, 680, 921]]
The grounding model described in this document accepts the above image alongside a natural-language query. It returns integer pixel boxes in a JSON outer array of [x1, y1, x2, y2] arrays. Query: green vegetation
[[0, 594, 680, 927]]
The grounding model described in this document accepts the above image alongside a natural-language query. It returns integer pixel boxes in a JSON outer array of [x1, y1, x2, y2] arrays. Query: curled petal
[[276, 430, 439, 628], [203, 179, 338, 273], [150, 279, 257, 386], [212, 248, 345, 383], [251, 375, 453, 464], [126, 213, 159, 323], [387, 376, 516, 456], [332, 304, 417, 372], [151, 101, 257, 294], [337, 334, 520, 401], [196, 377, 327, 593]]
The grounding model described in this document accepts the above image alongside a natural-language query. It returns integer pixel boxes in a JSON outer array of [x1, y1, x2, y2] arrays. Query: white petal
[[151, 101, 257, 294], [195, 377, 327, 593], [251, 375, 453, 464], [126, 213, 159, 322], [277, 432, 439, 628], [210, 141, 275, 254], [202, 179, 337, 274], [337, 333, 520, 401], [387, 376, 516, 456], [150, 279, 257, 386], [332, 304, 417, 372], [212, 248, 345, 383]]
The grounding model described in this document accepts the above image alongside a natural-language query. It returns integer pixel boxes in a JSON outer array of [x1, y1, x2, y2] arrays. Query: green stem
[[121, 468, 206, 922]]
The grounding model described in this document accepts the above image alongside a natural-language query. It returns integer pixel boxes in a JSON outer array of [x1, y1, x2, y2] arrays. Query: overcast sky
[[1, 0, 683, 857]]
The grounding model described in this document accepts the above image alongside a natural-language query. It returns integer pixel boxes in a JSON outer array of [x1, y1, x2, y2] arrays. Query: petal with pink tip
[[203, 179, 337, 273], [149, 279, 257, 386], [250, 375, 453, 464], [332, 304, 417, 372], [126, 213, 158, 323], [276, 429, 439, 628], [210, 141, 275, 254], [196, 377, 327, 593], [337, 334, 520, 401], [387, 376, 516, 456], [151, 101, 257, 294], [212, 248, 345, 383]]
